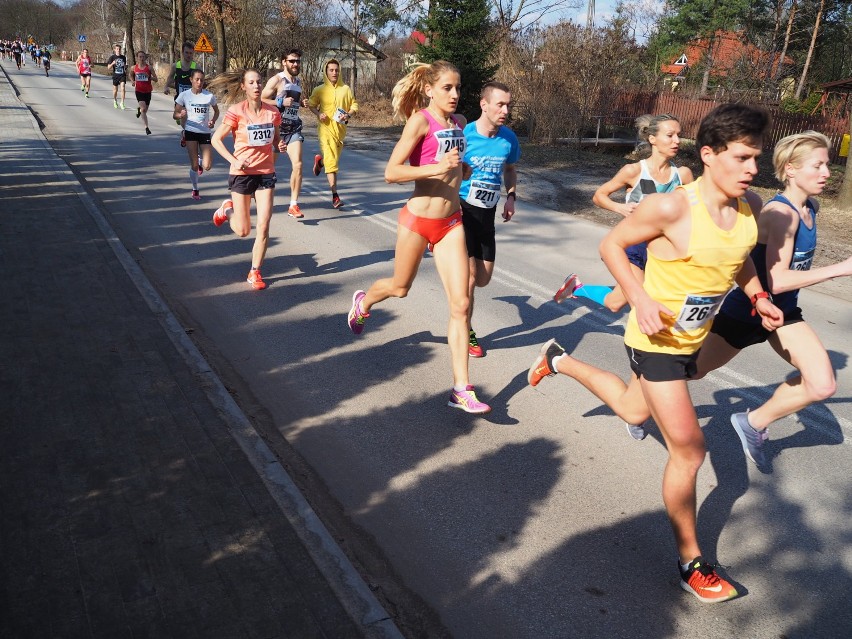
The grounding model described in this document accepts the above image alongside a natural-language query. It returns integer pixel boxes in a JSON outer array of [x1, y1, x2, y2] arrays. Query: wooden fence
[[599, 91, 850, 162]]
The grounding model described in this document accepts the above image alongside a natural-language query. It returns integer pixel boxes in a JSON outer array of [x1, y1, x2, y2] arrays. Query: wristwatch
[[506, 192, 516, 200], [750, 291, 772, 316]]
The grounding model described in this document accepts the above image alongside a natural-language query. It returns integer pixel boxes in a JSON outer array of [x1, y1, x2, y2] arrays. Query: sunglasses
[[286, 59, 301, 64]]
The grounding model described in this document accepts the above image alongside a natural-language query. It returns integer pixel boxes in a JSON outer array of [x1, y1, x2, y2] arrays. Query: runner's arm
[[384, 113, 459, 183], [209, 104, 220, 128], [163, 68, 174, 94], [593, 163, 642, 217], [261, 76, 279, 106], [502, 164, 517, 222], [678, 166, 694, 184], [211, 120, 243, 171], [734, 256, 784, 330]]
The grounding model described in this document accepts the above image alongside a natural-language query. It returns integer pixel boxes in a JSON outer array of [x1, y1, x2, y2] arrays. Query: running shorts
[[184, 131, 212, 145], [398, 205, 463, 245], [626, 345, 699, 382], [79, 72, 91, 78], [626, 242, 648, 270], [709, 308, 804, 350], [279, 130, 304, 147], [135, 91, 151, 105], [228, 173, 277, 195], [461, 200, 497, 262], [112, 75, 126, 86]]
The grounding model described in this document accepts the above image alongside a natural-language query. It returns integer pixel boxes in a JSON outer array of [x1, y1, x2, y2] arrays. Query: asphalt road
[[12, 59, 852, 639]]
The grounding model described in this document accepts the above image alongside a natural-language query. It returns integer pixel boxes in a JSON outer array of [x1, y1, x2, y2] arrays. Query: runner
[[106, 44, 128, 109], [34, 44, 42, 68], [307, 59, 358, 209], [208, 69, 284, 290], [41, 46, 51, 76], [11, 39, 23, 70], [164, 41, 197, 143], [76, 48, 92, 98], [692, 131, 852, 472], [174, 69, 219, 200], [526, 104, 781, 601], [346, 60, 490, 415], [458, 81, 520, 358], [130, 51, 157, 135], [554, 114, 693, 309], [261, 48, 309, 219]]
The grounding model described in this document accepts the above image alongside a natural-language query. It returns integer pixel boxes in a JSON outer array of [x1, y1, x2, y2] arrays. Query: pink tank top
[[409, 110, 466, 166]]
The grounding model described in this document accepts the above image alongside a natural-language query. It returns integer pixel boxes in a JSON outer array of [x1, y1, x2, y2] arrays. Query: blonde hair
[[773, 130, 830, 183], [391, 60, 460, 123], [634, 113, 679, 158], [206, 69, 261, 106]]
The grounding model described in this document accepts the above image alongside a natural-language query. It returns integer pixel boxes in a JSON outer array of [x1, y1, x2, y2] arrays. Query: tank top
[[409, 110, 465, 167], [133, 65, 153, 93], [625, 160, 683, 203], [174, 60, 197, 95], [275, 72, 303, 134], [719, 193, 817, 323], [624, 179, 758, 354], [77, 57, 91, 74]]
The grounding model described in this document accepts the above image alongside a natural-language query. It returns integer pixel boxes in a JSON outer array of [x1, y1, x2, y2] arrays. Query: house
[[305, 25, 386, 86], [402, 30, 427, 69], [661, 30, 792, 83]]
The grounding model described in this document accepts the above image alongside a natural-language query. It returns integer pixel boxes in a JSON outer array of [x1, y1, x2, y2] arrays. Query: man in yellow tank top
[[527, 104, 783, 603]]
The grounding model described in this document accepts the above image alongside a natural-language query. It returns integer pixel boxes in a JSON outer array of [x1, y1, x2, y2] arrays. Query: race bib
[[674, 293, 726, 331], [247, 123, 274, 146], [135, 72, 149, 82], [333, 107, 349, 124], [187, 103, 209, 126], [791, 248, 814, 271], [114, 60, 125, 75], [433, 129, 466, 162], [465, 180, 500, 208], [282, 105, 300, 121]]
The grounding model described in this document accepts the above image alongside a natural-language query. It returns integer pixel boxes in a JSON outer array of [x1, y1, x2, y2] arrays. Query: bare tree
[[794, 0, 825, 99]]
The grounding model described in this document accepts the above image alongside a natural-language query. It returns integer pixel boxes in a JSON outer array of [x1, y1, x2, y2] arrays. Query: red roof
[[662, 30, 792, 79]]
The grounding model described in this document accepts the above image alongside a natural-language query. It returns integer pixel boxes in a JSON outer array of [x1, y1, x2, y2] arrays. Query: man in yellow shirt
[[308, 59, 358, 209]]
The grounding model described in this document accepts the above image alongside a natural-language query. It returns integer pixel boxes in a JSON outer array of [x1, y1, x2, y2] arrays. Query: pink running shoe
[[213, 199, 233, 226], [553, 273, 582, 303], [191, 189, 201, 200], [447, 386, 491, 414], [347, 290, 370, 335]]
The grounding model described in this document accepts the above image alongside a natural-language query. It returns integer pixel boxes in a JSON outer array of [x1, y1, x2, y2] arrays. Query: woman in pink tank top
[[346, 60, 490, 414]]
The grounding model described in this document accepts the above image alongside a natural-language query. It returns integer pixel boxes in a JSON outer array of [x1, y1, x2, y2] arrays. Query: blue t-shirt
[[459, 122, 520, 209]]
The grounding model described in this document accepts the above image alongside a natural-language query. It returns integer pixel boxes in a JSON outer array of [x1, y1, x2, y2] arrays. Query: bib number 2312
[[247, 123, 273, 147]]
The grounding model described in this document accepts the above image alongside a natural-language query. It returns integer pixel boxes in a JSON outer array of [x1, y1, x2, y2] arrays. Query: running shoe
[[312, 154, 323, 176], [145, 127, 151, 135], [120, 102, 126, 110], [85, 92, 89, 98], [136, 107, 141, 118], [81, 84, 85, 91], [180, 131, 186, 147], [730, 412, 769, 471], [554, 272, 583, 303], [191, 189, 201, 201], [113, 100, 118, 109], [332, 194, 342, 209], [347, 290, 369, 335], [527, 338, 565, 387], [247, 268, 267, 290], [447, 386, 491, 414], [625, 421, 648, 441], [679, 557, 738, 603], [213, 199, 233, 227], [288, 204, 304, 219], [468, 329, 484, 358]]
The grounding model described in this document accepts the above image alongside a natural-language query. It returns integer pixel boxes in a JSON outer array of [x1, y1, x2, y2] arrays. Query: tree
[[417, 0, 497, 118], [338, 0, 400, 91], [795, 0, 826, 98]]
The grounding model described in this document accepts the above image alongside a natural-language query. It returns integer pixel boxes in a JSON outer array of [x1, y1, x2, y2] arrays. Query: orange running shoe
[[288, 203, 304, 219], [553, 272, 582, 303], [679, 557, 738, 603], [468, 329, 484, 358], [313, 154, 323, 176], [247, 268, 267, 290], [213, 199, 233, 227], [527, 338, 564, 387]]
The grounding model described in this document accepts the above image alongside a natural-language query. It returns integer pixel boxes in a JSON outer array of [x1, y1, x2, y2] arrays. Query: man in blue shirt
[[460, 82, 520, 357]]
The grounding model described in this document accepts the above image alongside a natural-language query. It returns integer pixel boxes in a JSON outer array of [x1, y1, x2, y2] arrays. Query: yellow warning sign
[[194, 33, 214, 53]]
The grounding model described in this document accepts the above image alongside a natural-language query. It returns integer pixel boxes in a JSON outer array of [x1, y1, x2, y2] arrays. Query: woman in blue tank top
[[553, 114, 693, 310], [694, 131, 852, 472]]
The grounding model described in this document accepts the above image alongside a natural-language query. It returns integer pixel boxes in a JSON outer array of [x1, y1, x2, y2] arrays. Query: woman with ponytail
[[346, 61, 490, 414], [208, 69, 284, 290]]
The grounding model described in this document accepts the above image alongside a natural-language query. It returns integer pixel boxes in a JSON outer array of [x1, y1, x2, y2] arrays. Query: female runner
[[76, 48, 92, 98], [695, 131, 852, 471], [554, 114, 693, 311], [346, 60, 490, 414], [130, 52, 157, 135], [208, 69, 284, 290]]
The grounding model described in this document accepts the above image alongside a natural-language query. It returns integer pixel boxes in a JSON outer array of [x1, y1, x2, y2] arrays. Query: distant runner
[[106, 44, 128, 109], [131, 51, 157, 135], [76, 48, 92, 98], [174, 69, 219, 200]]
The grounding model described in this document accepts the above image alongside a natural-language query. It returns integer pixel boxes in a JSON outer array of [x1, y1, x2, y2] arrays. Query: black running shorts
[[461, 200, 497, 262], [626, 345, 699, 382], [228, 173, 277, 195], [709, 308, 805, 350]]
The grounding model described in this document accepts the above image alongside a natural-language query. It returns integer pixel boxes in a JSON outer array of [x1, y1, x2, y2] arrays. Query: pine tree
[[417, 0, 497, 119]]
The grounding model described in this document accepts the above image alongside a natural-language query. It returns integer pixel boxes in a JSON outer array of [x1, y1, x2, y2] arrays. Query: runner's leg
[[359, 224, 426, 313], [286, 139, 303, 203], [228, 192, 253, 237], [433, 227, 472, 387], [200, 143, 213, 172], [251, 188, 275, 269], [186, 140, 200, 192]]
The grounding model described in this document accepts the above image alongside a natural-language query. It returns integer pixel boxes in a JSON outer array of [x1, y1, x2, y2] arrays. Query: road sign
[[78, 35, 87, 43], [194, 33, 214, 53]]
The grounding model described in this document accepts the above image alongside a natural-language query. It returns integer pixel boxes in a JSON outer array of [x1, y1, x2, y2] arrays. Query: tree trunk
[[169, 0, 176, 64], [125, 0, 135, 65], [178, 0, 186, 47], [351, 0, 359, 92], [839, 116, 852, 211], [215, 17, 226, 73], [700, 36, 716, 95], [775, 0, 797, 80], [795, 0, 824, 100]]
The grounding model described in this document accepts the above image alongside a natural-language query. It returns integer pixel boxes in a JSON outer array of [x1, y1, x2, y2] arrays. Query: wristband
[[750, 291, 772, 316], [506, 192, 516, 200]]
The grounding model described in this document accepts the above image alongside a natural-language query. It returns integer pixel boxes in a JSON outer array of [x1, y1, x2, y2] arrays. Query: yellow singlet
[[624, 179, 757, 354]]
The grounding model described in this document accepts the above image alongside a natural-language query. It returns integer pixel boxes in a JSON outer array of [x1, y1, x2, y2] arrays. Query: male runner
[[164, 41, 197, 143], [41, 46, 51, 76], [174, 69, 219, 200], [76, 48, 92, 97], [459, 81, 520, 357], [262, 48, 309, 219], [526, 104, 782, 602], [11, 39, 23, 70], [106, 44, 128, 109], [307, 59, 358, 209]]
